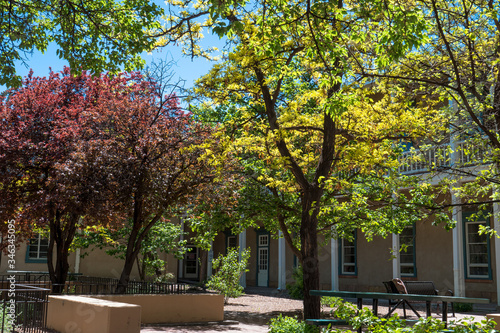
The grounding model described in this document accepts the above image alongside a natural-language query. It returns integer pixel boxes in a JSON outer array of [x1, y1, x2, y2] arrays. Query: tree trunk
[[199, 249, 207, 285], [116, 252, 137, 293], [116, 224, 141, 294], [115, 213, 162, 293], [48, 211, 78, 294], [300, 190, 321, 320]]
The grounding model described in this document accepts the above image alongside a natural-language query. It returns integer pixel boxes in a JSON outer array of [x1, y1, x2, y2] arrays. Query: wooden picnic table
[[310, 290, 490, 325]]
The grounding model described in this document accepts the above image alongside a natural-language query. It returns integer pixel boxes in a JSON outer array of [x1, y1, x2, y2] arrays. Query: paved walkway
[[140, 288, 498, 332]]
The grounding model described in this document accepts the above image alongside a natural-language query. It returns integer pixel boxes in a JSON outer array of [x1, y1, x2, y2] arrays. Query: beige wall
[[78, 248, 140, 280], [46, 295, 141, 333], [414, 219, 454, 293], [346, 233, 393, 292], [0, 242, 71, 273], [95, 294, 224, 324]]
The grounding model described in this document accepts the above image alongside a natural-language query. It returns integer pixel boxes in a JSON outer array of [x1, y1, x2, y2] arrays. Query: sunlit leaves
[[0, 0, 163, 87]]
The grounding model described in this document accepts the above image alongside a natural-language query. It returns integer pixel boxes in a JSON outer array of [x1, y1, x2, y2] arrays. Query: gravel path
[[141, 287, 496, 332]]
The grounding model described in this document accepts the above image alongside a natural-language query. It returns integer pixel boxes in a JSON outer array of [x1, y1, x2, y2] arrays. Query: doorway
[[257, 234, 269, 287]]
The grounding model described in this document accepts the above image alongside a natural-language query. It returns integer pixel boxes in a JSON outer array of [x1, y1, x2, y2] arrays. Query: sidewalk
[[140, 288, 498, 332]]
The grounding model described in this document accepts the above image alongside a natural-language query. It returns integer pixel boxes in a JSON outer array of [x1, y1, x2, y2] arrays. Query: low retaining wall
[[46, 295, 141, 333], [487, 314, 500, 329], [94, 293, 224, 324]]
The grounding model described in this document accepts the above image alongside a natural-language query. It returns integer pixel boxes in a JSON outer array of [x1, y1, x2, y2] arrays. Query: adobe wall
[[94, 294, 224, 324], [345, 233, 393, 292], [46, 295, 141, 333]]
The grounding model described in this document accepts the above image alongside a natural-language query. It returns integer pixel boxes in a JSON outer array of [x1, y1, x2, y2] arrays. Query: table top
[[310, 290, 490, 304]]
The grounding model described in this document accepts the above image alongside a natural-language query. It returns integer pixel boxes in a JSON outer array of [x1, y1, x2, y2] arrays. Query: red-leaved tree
[[0, 67, 216, 293], [0, 68, 102, 292], [73, 71, 215, 293]]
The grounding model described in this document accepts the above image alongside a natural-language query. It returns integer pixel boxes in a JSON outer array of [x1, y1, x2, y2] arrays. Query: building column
[[452, 190, 465, 297], [207, 240, 213, 279], [494, 193, 500, 306], [331, 237, 339, 291], [392, 233, 400, 279], [278, 232, 286, 290], [239, 229, 247, 288]]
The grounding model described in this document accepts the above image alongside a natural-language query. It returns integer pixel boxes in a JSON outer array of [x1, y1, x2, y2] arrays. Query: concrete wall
[[46, 295, 141, 333], [95, 294, 224, 324]]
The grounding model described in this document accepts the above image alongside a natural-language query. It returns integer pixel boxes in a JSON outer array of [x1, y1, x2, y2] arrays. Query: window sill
[[25, 259, 48, 264], [465, 279, 493, 283], [401, 276, 418, 281]]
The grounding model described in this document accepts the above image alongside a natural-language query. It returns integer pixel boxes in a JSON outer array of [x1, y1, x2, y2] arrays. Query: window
[[400, 225, 416, 277], [340, 231, 356, 275], [226, 235, 237, 252], [184, 245, 199, 279], [464, 212, 491, 279], [26, 235, 48, 263]]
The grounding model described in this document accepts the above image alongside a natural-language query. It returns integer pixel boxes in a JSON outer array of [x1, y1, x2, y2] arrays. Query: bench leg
[[442, 302, 448, 327], [404, 300, 420, 318]]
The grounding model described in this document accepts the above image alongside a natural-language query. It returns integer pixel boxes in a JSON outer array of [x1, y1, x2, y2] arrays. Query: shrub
[[318, 297, 497, 333], [206, 247, 250, 304], [454, 303, 473, 312], [268, 315, 319, 333], [286, 265, 304, 300]]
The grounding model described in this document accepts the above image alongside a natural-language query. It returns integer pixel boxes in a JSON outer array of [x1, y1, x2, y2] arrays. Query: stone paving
[[140, 288, 498, 332]]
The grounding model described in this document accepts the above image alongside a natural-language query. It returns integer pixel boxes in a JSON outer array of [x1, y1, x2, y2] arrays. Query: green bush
[[454, 303, 473, 312], [0, 304, 18, 332], [286, 265, 304, 300], [206, 247, 250, 304], [317, 297, 498, 333], [268, 315, 319, 333]]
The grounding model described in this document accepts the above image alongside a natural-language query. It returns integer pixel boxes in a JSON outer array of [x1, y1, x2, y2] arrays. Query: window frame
[[339, 231, 357, 276], [463, 211, 492, 280], [399, 224, 417, 278], [25, 234, 48, 263]]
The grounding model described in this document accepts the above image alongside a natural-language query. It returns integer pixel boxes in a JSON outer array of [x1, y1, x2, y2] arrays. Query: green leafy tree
[[206, 247, 250, 304], [0, 0, 163, 87], [161, 0, 449, 319], [75, 220, 187, 282], [359, 0, 500, 216]]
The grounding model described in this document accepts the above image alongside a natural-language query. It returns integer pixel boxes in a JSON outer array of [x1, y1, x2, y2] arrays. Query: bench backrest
[[404, 281, 438, 295]]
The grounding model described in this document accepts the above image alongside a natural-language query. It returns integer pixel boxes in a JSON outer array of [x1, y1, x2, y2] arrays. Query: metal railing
[[398, 140, 490, 175], [0, 274, 187, 296], [0, 284, 50, 333]]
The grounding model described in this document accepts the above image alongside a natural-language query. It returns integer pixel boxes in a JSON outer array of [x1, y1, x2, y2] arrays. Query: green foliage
[[163, 0, 450, 318], [286, 265, 304, 300], [318, 297, 498, 333], [206, 247, 250, 304], [268, 315, 319, 333], [454, 303, 473, 313], [75, 220, 186, 281], [321, 296, 357, 320], [0, 304, 18, 332], [0, 0, 164, 87]]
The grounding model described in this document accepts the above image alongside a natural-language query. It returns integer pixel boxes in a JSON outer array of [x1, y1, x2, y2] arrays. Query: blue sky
[[4, 36, 222, 94]]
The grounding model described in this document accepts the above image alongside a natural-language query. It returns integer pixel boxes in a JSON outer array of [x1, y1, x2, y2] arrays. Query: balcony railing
[[397, 140, 490, 175]]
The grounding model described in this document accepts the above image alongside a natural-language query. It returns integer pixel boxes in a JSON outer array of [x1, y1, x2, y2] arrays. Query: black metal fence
[[0, 284, 50, 333], [0, 274, 187, 295]]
